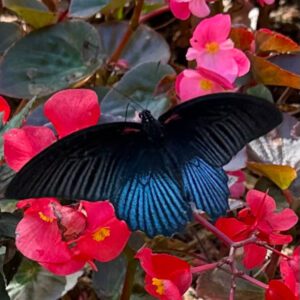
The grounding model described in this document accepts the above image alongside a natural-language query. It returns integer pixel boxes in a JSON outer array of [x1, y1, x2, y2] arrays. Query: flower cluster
[[16, 198, 130, 275], [168, 0, 275, 20], [176, 14, 250, 101], [216, 190, 298, 269]]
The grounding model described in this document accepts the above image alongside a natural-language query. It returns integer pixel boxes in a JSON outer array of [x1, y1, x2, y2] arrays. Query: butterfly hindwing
[[160, 93, 282, 167], [115, 146, 192, 236], [181, 157, 229, 219]]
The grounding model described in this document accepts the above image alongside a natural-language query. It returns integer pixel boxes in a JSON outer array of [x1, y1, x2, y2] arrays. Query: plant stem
[[120, 247, 138, 300], [139, 5, 169, 23], [193, 212, 233, 246], [108, 0, 145, 64], [191, 262, 219, 274], [238, 273, 268, 290]]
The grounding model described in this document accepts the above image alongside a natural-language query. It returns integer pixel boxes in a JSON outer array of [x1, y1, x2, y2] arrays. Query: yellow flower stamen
[[152, 278, 165, 295], [38, 212, 54, 223], [92, 227, 110, 242], [205, 42, 220, 54], [200, 79, 213, 91]]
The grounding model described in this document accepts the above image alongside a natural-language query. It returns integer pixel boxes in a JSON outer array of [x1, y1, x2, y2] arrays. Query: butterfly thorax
[[139, 110, 164, 142]]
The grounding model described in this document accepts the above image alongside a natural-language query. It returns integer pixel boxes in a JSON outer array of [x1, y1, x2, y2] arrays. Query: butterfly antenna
[[111, 86, 145, 111], [145, 61, 161, 110]]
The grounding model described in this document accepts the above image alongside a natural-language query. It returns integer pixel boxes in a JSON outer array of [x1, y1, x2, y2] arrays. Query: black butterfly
[[5, 93, 282, 237]]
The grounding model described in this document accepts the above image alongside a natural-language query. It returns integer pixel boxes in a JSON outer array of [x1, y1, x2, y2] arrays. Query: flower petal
[[188, 0, 210, 18], [243, 243, 267, 269], [39, 259, 86, 276], [16, 200, 72, 264], [215, 217, 251, 241], [268, 232, 293, 245], [44, 89, 100, 138], [136, 247, 192, 294], [4, 126, 56, 171], [74, 201, 130, 262], [190, 14, 232, 48], [264, 209, 298, 232], [0, 96, 11, 124], [266, 280, 297, 300], [144, 275, 182, 300], [246, 190, 276, 221], [231, 48, 250, 76], [169, 0, 190, 20]]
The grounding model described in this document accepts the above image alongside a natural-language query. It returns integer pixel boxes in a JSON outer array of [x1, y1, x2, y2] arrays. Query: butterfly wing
[[160, 93, 283, 167], [160, 93, 282, 218], [5, 122, 191, 236]]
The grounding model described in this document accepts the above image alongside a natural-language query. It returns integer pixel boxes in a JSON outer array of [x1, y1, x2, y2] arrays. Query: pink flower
[[169, 0, 210, 20], [216, 190, 298, 269], [0, 96, 10, 124], [16, 199, 130, 275], [175, 67, 234, 101], [257, 0, 275, 6], [280, 247, 300, 298], [227, 170, 246, 198], [3, 89, 100, 171], [186, 14, 250, 83], [136, 248, 192, 299]]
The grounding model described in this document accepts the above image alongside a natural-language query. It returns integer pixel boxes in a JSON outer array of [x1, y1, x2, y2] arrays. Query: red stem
[[238, 273, 268, 290], [139, 5, 170, 23], [193, 212, 233, 246], [191, 262, 219, 274]]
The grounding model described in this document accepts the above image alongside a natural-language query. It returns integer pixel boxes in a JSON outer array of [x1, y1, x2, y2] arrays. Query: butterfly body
[[5, 93, 282, 237], [139, 109, 165, 143]]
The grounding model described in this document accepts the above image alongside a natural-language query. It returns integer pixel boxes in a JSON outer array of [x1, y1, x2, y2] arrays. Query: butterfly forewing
[[6, 123, 144, 200], [160, 93, 283, 167]]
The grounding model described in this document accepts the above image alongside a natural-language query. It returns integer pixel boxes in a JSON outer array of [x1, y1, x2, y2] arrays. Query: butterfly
[[5, 93, 282, 237]]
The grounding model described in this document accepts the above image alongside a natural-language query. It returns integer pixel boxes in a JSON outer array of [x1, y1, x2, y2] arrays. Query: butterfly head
[[139, 110, 154, 123], [139, 110, 164, 141]]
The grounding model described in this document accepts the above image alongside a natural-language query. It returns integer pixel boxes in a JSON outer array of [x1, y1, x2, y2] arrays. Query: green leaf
[[101, 62, 175, 120], [96, 21, 170, 68], [69, 0, 110, 18], [246, 84, 273, 102], [100, 0, 127, 15], [7, 259, 82, 300], [3, 0, 57, 29], [0, 96, 38, 160], [0, 213, 21, 238], [92, 255, 126, 300], [0, 20, 105, 98], [0, 22, 22, 55]]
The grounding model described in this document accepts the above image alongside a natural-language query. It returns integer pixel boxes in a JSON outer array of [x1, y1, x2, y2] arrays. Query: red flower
[[216, 190, 298, 269], [136, 248, 192, 300], [0, 96, 11, 124], [280, 246, 300, 298], [44, 89, 100, 138], [3, 89, 100, 171], [265, 280, 297, 300], [16, 199, 130, 275]]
